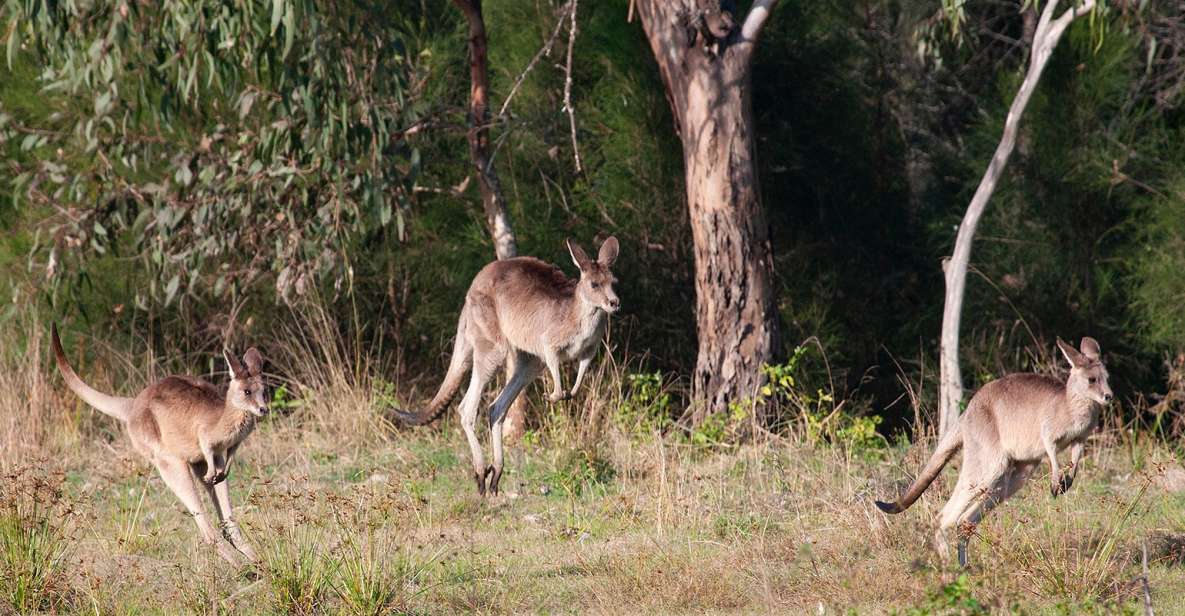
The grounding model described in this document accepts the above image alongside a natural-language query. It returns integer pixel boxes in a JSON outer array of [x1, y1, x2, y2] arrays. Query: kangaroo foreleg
[[1043, 429, 1063, 497], [1059, 441, 1085, 494], [544, 351, 569, 402], [568, 356, 593, 398], [199, 437, 220, 485]]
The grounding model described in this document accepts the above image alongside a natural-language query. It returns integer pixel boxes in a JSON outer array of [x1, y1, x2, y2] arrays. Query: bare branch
[[563, 0, 583, 174], [741, 0, 779, 43]]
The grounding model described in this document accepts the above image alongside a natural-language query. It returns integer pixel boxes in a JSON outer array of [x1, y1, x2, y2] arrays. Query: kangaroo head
[[567, 236, 620, 314], [224, 347, 269, 417], [1057, 337, 1112, 405]]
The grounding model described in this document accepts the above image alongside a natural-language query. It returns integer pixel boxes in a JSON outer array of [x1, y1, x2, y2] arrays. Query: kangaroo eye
[[591, 282, 600, 289], [1087, 378, 1096, 385], [244, 389, 252, 396]]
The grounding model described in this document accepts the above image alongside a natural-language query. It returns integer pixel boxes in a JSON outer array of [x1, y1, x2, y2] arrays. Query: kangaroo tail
[[875, 423, 963, 514], [391, 309, 472, 426], [51, 324, 133, 422]]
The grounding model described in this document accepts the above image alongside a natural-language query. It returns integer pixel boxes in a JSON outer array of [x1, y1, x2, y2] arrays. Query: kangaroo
[[394, 236, 620, 496], [875, 337, 1112, 567], [51, 324, 268, 565]]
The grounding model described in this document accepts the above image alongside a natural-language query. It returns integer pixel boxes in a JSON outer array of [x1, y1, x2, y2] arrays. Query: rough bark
[[636, 0, 780, 423], [938, 0, 1096, 436], [453, 0, 529, 441]]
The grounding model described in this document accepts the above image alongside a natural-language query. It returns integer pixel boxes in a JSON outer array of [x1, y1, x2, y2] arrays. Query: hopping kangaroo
[[395, 237, 620, 495], [51, 324, 268, 565], [876, 337, 1112, 566]]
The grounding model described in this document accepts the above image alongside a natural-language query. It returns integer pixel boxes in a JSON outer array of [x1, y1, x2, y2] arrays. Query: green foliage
[[2, 0, 435, 305], [758, 345, 886, 455], [1131, 181, 1185, 352], [270, 382, 301, 414], [897, 574, 988, 616], [370, 377, 402, 412], [545, 448, 615, 498], [690, 400, 749, 447], [616, 371, 674, 438]]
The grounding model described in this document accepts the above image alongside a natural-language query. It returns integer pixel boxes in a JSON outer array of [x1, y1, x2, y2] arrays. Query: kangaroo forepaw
[[203, 472, 218, 486], [1053, 475, 1073, 496], [548, 391, 572, 403]]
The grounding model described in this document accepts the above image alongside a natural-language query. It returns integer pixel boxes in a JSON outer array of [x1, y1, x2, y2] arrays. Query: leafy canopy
[[2, 0, 429, 305]]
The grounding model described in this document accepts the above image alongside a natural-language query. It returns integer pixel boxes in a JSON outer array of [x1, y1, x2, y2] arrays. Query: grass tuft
[[0, 468, 72, 613]]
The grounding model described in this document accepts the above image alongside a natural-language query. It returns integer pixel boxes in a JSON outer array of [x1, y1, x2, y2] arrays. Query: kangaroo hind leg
[[460, 343, 503, 496], [155, 455, 242, 566], [195, 461, 257, 561], [488, 352, 543, 495], [937, 456, 1008, 568]]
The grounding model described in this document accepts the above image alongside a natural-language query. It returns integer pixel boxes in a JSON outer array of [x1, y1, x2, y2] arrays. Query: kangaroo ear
[[566, 238, 592, 271], [1057, 338, 1086, 368], [598, 236, 620, 267], [1079, 337, 1101, 362], [242, 347, 264, 377], [224, 348, 246, 380]]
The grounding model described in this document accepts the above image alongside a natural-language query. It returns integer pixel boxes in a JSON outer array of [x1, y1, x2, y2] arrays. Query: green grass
[[2, 419, 1182, 614]]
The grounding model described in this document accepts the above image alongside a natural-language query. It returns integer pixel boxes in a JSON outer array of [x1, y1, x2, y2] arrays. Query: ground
[[4, 408, 1184, 615]]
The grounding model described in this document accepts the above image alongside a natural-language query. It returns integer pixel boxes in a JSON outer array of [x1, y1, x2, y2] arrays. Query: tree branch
[[563, 0, 583, 174], [741, 0, 779, 44]]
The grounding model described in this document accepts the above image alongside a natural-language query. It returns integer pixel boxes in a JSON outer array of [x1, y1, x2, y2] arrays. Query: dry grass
[[2, 311, 1184, 614]]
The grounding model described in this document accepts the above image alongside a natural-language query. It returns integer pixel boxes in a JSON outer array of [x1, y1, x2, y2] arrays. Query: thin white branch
[[741, 0, 779, 43], [563, 0, 583, 174], [1034, 0, 1059, 43], [937, 0, 1093, 436]]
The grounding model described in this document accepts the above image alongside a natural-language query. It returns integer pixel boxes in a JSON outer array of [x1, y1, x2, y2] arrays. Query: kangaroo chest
[[561, 311, 607, 360], [1061, 405, 1098, 444], [210, 411, 256, 451]]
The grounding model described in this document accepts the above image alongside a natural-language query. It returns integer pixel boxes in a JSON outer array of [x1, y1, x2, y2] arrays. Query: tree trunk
[[455, 0, 517, 261], [938, 0, 1096, 436], [636, 0, 780, 423], [454, 0, 529, 441]]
